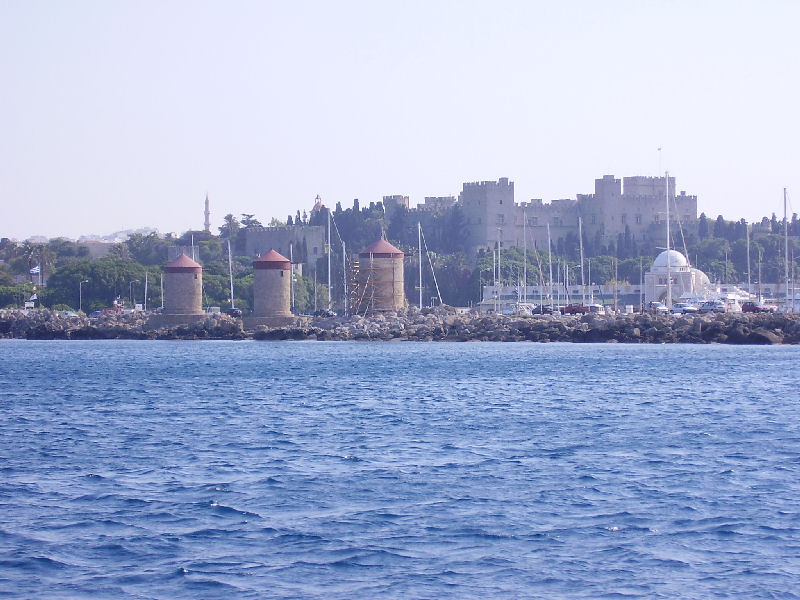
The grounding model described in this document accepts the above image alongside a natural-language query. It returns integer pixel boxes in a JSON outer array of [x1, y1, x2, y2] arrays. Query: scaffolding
[[352, 252, 404, 315]]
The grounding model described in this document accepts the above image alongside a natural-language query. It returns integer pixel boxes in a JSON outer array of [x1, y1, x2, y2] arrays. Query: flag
[[29, 293, 37, 301], [29, 265, 40, 274]]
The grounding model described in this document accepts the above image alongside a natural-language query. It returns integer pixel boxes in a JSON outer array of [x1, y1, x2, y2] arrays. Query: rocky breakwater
[[4, 308, 800, 344], [0, 310, 246, 340], [252, 307, 800, 344]]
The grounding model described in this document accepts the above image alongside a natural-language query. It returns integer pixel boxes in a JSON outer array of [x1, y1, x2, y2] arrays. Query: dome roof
[[164, 253, 202, 273], [359, 239, 404, 258], [691, 267, 711, 287], [253, 249, 291, 270], [651, 249, 689, 271]]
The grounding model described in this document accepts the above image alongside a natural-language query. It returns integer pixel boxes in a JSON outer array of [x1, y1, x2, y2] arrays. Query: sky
[[2, 0, 799, 241]]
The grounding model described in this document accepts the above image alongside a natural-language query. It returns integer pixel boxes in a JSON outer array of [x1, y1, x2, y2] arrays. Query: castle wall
[[515, 198, 579, 250], [243, 226, 325, 269], [510, 174, 698, 250]]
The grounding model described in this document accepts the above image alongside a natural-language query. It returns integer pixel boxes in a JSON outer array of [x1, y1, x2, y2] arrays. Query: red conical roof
[[254, 249, 291, 270], [164, 253, 202, 273], [359, 238, 404, 258]]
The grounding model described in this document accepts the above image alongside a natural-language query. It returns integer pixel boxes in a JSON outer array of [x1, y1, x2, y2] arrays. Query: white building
[[644, 250, 711, 304]]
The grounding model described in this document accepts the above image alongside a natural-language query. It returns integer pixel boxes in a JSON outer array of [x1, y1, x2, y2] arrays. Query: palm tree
[[20, 242, 38, 282]]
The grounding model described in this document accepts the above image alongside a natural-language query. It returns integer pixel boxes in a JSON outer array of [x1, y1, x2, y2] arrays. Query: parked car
[[648, 301, 669, 315], [698, 300, 726, 313], [741, 301, 777, 313], [671, 302, 698, 314], [224, 308, 243, 318], [88, 310, 103, 318], [529, 304, 553, 315], [562, 303, 591, 314]]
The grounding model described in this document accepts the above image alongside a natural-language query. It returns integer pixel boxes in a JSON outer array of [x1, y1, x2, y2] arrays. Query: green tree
[[241, 214, 263, 228], [45, 257, 151, 311], [0, 283, 37, 308], [698, 213, 709, 239], [126, 232, 171, 265], [219, 214, 241, 239]]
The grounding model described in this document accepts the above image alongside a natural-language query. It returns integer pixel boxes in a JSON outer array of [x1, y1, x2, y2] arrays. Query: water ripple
[[1, 340, 799, 599]]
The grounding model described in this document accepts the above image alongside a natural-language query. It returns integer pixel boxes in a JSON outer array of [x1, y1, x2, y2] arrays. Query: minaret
[[204, 193, 211, 233]]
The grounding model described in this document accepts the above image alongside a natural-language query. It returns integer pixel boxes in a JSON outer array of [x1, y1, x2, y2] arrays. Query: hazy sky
[[2, 0, 799, 240]]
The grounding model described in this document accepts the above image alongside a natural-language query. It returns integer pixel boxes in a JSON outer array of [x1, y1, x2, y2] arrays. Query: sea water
[[1, 340, 799, 599]]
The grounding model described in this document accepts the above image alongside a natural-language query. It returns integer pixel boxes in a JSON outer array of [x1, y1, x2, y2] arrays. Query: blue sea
[[1, 340, 799, 599]]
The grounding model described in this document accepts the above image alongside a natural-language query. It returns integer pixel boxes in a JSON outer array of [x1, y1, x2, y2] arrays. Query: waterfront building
[[643, 249, 711, 304]]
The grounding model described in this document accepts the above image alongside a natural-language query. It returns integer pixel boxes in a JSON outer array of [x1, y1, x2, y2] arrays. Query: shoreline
[[2, 308, 799, 344]]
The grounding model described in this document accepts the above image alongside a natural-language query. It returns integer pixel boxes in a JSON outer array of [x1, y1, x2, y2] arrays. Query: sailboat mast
[[639, 257, 643, 312], [418, 222, 423, 310], [579, 216, 585, 305], [547, 223, 553, 310], [746, 221, 751, 297], [496, 227, 502, 300], [665, 171, 672, 309], [492, 245, 497, 313], [327, 207, 332, 311], [342, 241, 347, 316], [227, 239, 235, 309], [785, 188, 790, 311], [523, 209, 527, 304]]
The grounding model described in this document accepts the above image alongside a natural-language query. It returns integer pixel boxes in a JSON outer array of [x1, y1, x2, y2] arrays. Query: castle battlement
[[251, 225, 320, 233], [457, 173, 697, 258], [462, 177, 512, 189]]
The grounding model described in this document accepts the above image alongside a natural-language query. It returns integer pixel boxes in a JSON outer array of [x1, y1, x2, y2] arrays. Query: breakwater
[[2, 308, 800, 344]]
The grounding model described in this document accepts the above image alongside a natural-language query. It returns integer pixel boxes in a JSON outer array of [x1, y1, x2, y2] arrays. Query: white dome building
[[644, 249, 711, 304], [651, 249, 689, 271]]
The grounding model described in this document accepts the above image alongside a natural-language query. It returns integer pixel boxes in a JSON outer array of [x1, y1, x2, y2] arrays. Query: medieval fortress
[[458, 174, 697, 255], [242, 174, 698, 265]]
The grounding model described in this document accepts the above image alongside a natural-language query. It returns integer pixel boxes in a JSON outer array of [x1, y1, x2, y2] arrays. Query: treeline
[[0, 233, 329, 313], [1, 205, 799, 311]]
